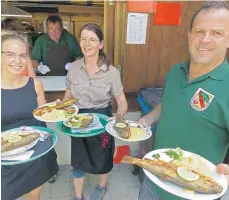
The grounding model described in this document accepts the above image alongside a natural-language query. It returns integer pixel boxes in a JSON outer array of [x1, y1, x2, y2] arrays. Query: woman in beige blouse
[[63, 23, 128, 200]]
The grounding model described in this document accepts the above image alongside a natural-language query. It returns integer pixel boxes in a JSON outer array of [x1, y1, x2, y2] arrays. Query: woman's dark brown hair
[[80, 23, 108, 67]]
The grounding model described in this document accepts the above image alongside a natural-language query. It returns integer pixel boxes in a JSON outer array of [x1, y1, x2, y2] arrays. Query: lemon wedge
[[115, 123, 126, 128], [8, 135, 22, 143], [177, 167, 199, 182]]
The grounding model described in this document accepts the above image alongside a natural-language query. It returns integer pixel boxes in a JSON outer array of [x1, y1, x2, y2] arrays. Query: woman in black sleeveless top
[[1, 34, 59, 200]]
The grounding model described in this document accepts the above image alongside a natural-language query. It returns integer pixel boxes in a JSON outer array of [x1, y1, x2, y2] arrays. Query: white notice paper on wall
[[126, 12, 148, 44]]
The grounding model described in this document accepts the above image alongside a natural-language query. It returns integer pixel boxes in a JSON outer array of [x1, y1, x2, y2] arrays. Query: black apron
[[46, 37, 73, 76], [71, 106, 115, 174]]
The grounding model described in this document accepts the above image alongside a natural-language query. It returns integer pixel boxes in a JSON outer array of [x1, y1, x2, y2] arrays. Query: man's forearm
[[32, 60, 39, 69], [142, 103, 161, 126], [149, 103, 161, 123]]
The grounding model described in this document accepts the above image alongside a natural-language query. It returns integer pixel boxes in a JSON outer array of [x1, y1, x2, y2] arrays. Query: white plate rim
[[105, 120, 152, 142], [1, 131, 39, 157], [143, 148, 228, 200], [63, 114, 99, 129], [33, 102, 79, 122]]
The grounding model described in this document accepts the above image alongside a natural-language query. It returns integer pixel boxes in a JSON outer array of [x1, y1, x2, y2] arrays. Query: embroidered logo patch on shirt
[[190, 88, 215, 111]]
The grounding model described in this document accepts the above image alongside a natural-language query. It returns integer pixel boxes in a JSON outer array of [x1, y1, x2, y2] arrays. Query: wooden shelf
[[58, 5, 103, 14]]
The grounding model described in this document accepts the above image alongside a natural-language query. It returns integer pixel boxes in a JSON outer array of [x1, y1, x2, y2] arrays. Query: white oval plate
[[143, 149, 228, 200], [1, 131, 39, 157], [33, 102, 79, 123], [105, 120, 152, 142], [63, 114, 99, 129]]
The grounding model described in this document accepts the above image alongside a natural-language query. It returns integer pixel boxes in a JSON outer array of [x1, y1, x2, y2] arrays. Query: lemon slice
[[8, 135, 22, 143], [177, 167, 199, 182], [115, 123, 126, 128]]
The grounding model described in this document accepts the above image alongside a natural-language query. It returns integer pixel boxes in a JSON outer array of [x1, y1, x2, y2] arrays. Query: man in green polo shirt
[[138, 1, 229, 200], [31, 15, 82, 76]]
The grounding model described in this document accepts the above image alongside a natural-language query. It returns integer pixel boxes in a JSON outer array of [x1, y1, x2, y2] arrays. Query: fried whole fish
[[113, 114, 131, 139], [121, 155, 223, 194], [33, 98, 78, 116], [1, 133, 40, 153]]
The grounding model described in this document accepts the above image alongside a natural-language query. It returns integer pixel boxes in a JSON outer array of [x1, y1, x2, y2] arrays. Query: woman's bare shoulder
[[33, 78, 44, 92]]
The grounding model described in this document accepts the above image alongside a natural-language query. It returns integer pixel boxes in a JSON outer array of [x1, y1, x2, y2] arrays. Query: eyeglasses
[[47, 28, 62, 33], [79, 37, 100, 45], [1, 51, 28, 63]]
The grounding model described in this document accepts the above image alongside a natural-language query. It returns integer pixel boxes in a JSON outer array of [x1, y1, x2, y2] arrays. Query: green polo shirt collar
[[180, 58, 229, 81]]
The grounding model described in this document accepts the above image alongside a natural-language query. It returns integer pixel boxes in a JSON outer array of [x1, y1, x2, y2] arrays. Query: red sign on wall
[[154, 2, 182, 26], [127, 1, 156, 13]]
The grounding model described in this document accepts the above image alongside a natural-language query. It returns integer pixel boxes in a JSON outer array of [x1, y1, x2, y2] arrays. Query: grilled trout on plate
[[121, 154, 223, 194], [33, 98, 78, 116], [1, 132, 40, 153], [113, 114, 131, 139]]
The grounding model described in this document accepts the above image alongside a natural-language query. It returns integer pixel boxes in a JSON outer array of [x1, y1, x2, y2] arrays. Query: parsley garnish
[[166, 149, 179, 160], [152, 153, 160, 159]]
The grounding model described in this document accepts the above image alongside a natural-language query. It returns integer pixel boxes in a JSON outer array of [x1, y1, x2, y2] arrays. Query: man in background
[[32, 15, 82, 76]]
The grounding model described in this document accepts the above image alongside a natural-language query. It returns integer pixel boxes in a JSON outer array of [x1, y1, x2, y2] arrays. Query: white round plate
[[105, 120, 152, 142], [33, 102, 79, 123], [143, 149, 228, 200], [1, 131, 39, 157], [63, 114, 99, 129]]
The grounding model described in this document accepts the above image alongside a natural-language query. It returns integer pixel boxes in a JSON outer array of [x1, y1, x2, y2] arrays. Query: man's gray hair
[[190, 1, 229, 31]]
